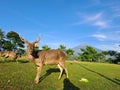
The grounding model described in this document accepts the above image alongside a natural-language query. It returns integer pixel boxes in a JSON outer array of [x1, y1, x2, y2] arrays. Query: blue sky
[[0, 0, 120, 51]]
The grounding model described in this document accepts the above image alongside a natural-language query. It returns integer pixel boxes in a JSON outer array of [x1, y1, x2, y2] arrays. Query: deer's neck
[[26, 50, 40, 62], [31, 50, 39, 58], [26, 52, 40, 66], [26, 54, 35, 61], [26, 51, 39, 60]]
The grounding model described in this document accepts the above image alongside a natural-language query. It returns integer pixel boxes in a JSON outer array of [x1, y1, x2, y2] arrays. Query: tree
[[96, 52, 105, 62], [115, 53, 120, 64], [66, 48, 74, 60], [114, 45, 120, 64], [58, 45, 66, 52], [0, 29, 5, 40], [77, 46, 98, 62], [107, 50, 117, 56], [42, 45, 51, 50], [3, 40, 14, 51], [101, 50, 118, 63], [0, 29, 26, 56], [106, 50, 118, 63], [0, 29, 5, 51], [6, 31, 24, 51], [34, 46, 39, 51], [18, 48, 25, 56]]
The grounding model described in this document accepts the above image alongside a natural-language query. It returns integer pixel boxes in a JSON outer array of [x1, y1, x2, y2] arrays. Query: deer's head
[[20, 36, 40, 55]]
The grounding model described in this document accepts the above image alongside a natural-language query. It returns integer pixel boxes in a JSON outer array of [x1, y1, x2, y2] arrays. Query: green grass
[[0, 60, 120, 90]]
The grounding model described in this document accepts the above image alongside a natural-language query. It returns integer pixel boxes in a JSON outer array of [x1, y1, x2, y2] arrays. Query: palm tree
[[42, 45, 51, 50], [58, 44, 66, 52]]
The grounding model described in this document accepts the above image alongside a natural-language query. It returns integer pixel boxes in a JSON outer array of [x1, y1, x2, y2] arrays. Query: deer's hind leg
[[59, 62, 69, 79]]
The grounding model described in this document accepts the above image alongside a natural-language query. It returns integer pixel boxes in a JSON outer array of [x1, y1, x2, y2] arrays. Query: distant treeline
[[0, 29, 120, 64]]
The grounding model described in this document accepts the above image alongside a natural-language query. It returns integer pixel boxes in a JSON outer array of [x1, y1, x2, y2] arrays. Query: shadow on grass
[[0, 60, 16, 63], [63, 78, 80, 90], [39, 69, 80, 90], [17, 60, 29, 63], [79, 64, 120, 85], [39, 68, 60, 82], [0, 60, 29, 63], [115, 78, 120, 83]]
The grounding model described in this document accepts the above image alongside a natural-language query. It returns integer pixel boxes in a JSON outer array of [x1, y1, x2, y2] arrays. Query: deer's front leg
[[35, 65, 43, 84]]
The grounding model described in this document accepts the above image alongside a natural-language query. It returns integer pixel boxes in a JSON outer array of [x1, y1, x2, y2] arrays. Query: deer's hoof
[[35, 79, 39, 84], [58, 77, 61, 80]]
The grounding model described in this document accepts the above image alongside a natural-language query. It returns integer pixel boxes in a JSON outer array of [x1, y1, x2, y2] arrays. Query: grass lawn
[[0, 60, 120, 90]]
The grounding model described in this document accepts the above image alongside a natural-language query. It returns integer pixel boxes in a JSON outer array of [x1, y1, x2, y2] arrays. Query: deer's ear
[[32, 36, 40, 47], [34, 42, 39, 47], [32, 41, 39, 47]]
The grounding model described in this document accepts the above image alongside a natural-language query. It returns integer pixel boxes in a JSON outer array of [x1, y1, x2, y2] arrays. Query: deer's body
[[20, 36, 69, 84], [0, 51, 18, 60], [35, 50, 66, 65]]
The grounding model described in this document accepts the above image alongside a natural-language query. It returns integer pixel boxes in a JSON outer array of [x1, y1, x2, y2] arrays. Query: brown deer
[[20, 36, 69, 84], [0, 51, 18, 61]]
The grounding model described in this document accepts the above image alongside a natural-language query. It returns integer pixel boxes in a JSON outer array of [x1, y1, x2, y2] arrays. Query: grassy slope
[[0, 60, 120, 90]]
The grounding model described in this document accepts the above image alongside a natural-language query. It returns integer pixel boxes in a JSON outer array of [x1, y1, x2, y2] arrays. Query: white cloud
[[92, 34, 106, 41], [92, 30, 120, 42], [93, 21, 108, 28], [85, 12, 102, 21], [75, 12, 109, 28], [92, 30, 120, 52]]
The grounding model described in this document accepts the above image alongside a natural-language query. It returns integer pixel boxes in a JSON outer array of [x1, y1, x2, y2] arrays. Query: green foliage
[[18, 48, 25, 56], [6, 31, 24, 51], [0, 29, 25, 56], [42, 45, 51, 50], [101, 50, 120, 64], [112, 52, 120, 64], [0, 29, 5, 51], [0, 29, 5, 40], [58, 44, 66, 52], [3, 40, 14, 51], [0, 29, 25, 54], [66, 48, 74, 56], [77, 46, 99, 62], [34, 46, 39, 51], [58, 45, 75, 60], [76, 46, 120, 63], [107, 50, 117, 56], [66, 48, 75, 60]]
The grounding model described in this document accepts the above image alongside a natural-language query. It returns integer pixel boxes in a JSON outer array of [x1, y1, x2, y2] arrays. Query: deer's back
[[2, 51, 18, 58], [37, 50, 66, 65]]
